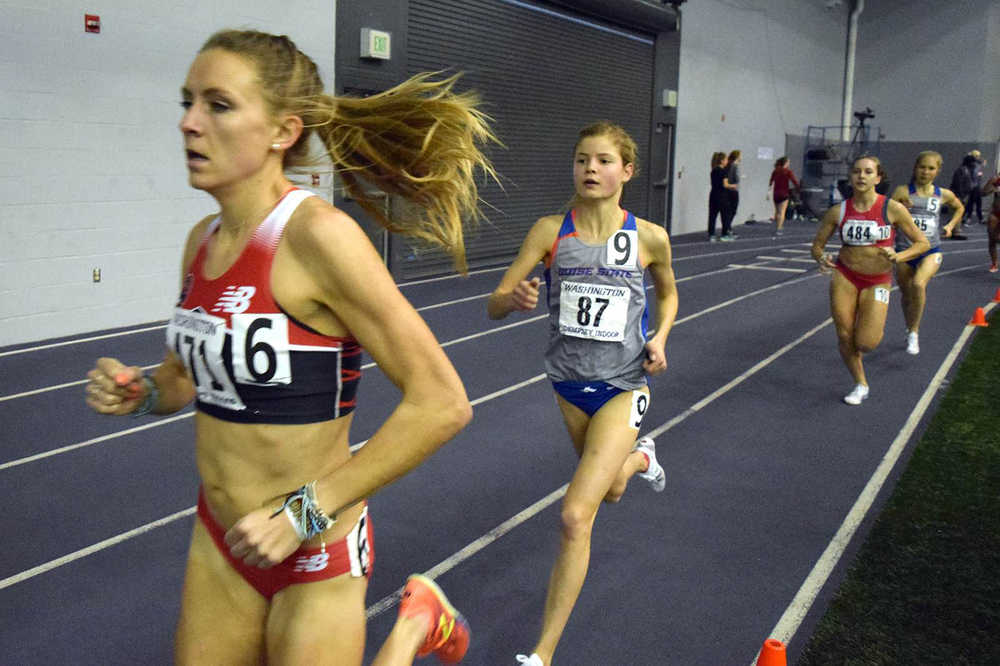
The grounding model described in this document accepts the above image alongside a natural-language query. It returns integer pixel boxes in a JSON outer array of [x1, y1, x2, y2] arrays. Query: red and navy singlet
[[166, 189, 361, 424], [838, 194, 894, 248]]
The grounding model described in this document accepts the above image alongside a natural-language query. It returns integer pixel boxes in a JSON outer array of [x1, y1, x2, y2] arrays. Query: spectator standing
[[707, 152, 728, 242], [721, 150, 741, 241]]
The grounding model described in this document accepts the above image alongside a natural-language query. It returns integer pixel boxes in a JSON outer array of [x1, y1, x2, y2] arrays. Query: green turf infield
[[798, 310, 1000, 665]]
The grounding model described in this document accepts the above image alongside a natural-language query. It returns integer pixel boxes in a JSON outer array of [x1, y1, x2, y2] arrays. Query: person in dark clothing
[[707, 152, 728, 242], [721, 149, 741, 240], [964, 151, 985, 225]]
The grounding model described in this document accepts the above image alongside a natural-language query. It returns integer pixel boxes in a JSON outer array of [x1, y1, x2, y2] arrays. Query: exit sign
[[360, 28, 391, 60]]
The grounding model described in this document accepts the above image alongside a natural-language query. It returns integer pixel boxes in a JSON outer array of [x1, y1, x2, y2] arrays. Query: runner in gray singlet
[[544, 209, 649, 391], [890, 151, 964, 355], [487, 122, 679, 666]]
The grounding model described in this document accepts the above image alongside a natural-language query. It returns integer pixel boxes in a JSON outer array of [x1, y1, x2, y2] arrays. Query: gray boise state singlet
[[897, 183, 942, 250], [543, 209, 649, 389]]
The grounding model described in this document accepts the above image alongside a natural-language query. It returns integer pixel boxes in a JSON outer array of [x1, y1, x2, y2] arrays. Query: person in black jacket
[[707, 152, 728, 242]]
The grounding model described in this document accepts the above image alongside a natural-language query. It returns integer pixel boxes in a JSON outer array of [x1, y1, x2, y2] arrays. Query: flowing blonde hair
[[200, 30, 499, 273]]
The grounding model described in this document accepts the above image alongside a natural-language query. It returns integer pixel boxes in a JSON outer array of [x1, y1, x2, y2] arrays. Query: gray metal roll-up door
[[394, 0, 654, 279]]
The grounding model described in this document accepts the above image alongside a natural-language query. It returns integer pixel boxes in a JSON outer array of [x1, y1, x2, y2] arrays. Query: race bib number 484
[[558, 280, 629, 342], [842, 218, 891, 245]]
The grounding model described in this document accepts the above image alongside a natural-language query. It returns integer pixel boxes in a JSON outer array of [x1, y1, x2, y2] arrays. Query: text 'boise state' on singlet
[[543, 209, 649, 390], [839, 194, 894, 248], [166, 188, 361, 425], [897, 184, 942, 250]]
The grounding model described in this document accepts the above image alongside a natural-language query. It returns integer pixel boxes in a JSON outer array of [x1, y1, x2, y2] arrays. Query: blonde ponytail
[[200, 30, 499, 273]]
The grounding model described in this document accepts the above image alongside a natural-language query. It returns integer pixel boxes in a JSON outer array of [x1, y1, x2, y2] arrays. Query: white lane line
[[1, 271, 823, 469], [396, 265, 507, 287], [0, 506, 197, 591], [365, 486, 568, 619], [5, 276, 987, 595], [416, 292, 491, 312], [0, 376, 549, 587], [0, 325, 167, 358], [781, 249, 811, 254], [729, 264, 807, 274], [645, 318, 832, 440], [755, 256, 817, 263], [0, 412, 195, 471], [0, 364, 160, 404], [365, 315, 839, 619], [750, 300, 998, 666], [0, 279, 829, 587]]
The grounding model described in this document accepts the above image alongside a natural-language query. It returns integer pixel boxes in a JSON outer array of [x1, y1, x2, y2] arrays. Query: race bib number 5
[[558, 280, 629, 342]]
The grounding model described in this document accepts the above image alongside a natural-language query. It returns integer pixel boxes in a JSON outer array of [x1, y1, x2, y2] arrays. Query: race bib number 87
[[558, 280, 629, 342]]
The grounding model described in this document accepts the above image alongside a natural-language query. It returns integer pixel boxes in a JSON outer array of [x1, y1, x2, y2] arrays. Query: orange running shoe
[[399, 574, 470, 663]]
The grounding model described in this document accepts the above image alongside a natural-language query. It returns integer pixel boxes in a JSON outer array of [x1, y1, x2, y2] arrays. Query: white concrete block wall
[[0, 0, 335, 347]]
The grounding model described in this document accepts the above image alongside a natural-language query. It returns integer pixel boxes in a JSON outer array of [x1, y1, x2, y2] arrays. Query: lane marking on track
[[0, 506, 197, 591], [364, 486, 568, 619], [0, 412, 195, 471], [0, 259, 793, 402], [364, 316, 837, 619], [729, 264, 807, 273], [1, 272, 823, 469], [0, 364, 160, 404], [0, 325, 168, 359], [748, 284, 992, 666], [0, 274, 831, 584], [0, 267, 988, 592], [755, 256, 818, 263], [0, 240, 814, 359]]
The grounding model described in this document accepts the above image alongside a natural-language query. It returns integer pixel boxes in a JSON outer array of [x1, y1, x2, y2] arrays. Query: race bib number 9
[[842, 219, 891, 245], [558, 280, 629, 342], [606, 230, 638, 269], [629, 390, 649, 429]]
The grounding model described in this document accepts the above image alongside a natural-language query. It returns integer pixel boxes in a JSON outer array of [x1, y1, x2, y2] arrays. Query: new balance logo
[[292, 552, 330, 573], [212, 286, 256, 313]]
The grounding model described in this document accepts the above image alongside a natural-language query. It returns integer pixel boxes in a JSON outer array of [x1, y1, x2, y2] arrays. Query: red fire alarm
[[85, 14, 100, 34]]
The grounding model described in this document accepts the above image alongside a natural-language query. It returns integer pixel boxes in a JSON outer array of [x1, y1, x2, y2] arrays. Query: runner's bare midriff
[[196, 410, 364, 544]]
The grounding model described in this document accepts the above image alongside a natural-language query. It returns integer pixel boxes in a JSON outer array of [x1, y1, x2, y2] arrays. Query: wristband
[[131, 375, 159, 417], [271, 481, 337, 541]]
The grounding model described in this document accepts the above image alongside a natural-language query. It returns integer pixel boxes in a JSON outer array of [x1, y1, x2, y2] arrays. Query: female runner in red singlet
[[84, 29, 497, 665], [811, 156, 929, 405]]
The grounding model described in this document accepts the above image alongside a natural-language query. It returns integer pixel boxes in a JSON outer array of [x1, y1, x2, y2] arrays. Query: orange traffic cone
[[969, 307, 989, 327], [757, 638, 787, 666], [992, 288, 1000, 303]]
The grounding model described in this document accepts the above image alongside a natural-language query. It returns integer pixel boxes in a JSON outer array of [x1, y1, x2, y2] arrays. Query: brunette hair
[[200, 30, 498, 273], [575, 121, 639, 174], [727, 149, 741, 163], [711, 152, 726, 168], [774, 156, 789, 169]]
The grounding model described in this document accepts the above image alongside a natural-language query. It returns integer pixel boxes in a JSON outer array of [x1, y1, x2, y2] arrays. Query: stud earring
[[271, 143, 282, 150]]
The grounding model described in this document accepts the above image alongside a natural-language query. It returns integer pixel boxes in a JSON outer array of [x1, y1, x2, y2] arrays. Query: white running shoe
[[515, 654, 543, 666], [843, 384, 869, 405], [906, 332, 920, 355], [635, 436, 666, 492]]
